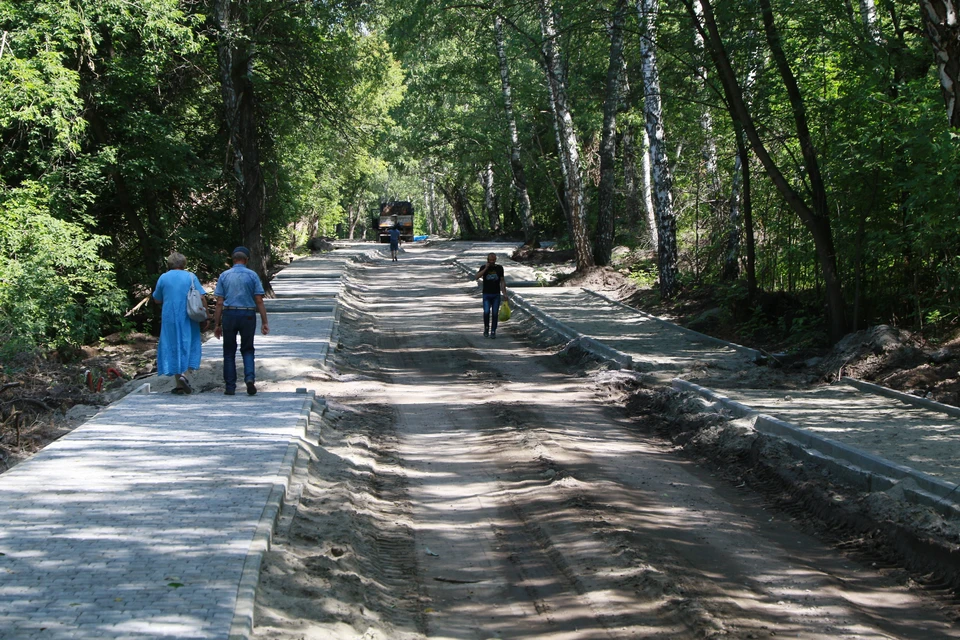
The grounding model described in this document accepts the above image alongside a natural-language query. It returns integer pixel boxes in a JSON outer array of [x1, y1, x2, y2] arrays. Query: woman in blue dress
[[152, 252, 207, 394]]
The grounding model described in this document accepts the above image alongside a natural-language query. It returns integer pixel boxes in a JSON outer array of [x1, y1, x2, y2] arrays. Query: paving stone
[[0, 393, 310, 639]]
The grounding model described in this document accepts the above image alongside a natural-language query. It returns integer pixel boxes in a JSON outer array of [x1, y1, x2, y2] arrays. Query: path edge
[[228, 390, 316, 640], [841, 376, 960, 418], [672, 378, 960, 517]]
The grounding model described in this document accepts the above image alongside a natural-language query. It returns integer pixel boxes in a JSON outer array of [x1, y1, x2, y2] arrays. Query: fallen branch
[[1, 397, 54, 412], [0, 382, 22, 394], [126, 295, 152, 317]]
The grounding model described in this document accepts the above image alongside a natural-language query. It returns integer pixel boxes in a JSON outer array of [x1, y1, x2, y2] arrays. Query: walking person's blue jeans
[[222, 309, 256, 392], [483, 293, 502, 334]]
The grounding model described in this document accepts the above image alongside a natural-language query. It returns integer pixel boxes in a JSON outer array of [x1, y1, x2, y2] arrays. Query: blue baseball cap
[[232, 246, 250, 259]]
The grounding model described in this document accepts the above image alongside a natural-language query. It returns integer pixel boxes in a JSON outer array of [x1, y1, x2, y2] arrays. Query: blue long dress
[[152, 269, 206, 376]]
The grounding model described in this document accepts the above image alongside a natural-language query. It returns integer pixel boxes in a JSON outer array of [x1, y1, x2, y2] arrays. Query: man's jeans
[[482, 293, 502, 333], [222, 309, 256, 391]]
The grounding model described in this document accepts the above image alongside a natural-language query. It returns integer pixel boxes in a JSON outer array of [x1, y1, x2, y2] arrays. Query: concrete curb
[[671, 378, 960, 516], [582, 289, 763, 362], [452, 261, 634, 369], [228, 389, 316, 640], [842, 376, 960, 418]]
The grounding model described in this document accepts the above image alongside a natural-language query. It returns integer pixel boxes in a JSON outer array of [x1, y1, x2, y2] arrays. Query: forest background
[[1, 0, 959, 362]]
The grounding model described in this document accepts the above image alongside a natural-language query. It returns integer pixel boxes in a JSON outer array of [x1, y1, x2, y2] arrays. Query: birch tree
[[637, 0, 679, 297], [494, 14, 535, 243], [481, 162, 500, 232], [536, 3, 588, 266], [692, 0, 722, 214], [539, 0, 594, 269], [858, 0, 882, 43], [919, 0, 960, 127], [640, 127, 658, 248]]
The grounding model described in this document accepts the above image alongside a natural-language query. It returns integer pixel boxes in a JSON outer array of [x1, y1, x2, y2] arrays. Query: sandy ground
[[250, 246, 960, 639]]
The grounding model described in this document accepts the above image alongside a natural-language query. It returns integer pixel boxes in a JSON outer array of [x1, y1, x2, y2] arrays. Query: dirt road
[[254, 248, 959, 639]]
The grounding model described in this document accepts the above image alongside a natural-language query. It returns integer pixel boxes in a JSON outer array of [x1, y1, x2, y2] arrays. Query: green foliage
[[0, 182, 124, 357], [1, 0, 959, 353], [629, 261, 660, 289]]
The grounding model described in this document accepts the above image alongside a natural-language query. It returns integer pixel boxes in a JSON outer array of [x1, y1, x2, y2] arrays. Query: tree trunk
[[348, 203, 357, 240], [723, 148, 742, 281], [637, 0, 679, 298], [919, 0, 960, 127], [481, 163, 500, 233], [438, 183, 475, 238], [723, 128, 756, 295], [494, 14, 535, 243], [690, 0, 847, 341], [640, 126, 658, 248], [621, 126, 641, 232], [216, 0, 271, 293], [739, 130, 757, 296], [859, 0, 882, 42], [426, 174, 437, 235], [692, 0, 722, 215], [595, 0, 627, 266], [543, 73, 574, 240], [539, 0, 594, 270]]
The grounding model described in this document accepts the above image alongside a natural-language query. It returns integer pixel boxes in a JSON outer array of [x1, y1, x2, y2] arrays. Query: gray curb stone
[[671, 378, 960, 516], [841, 376, 960, 419], [229, 390, 316, 640]]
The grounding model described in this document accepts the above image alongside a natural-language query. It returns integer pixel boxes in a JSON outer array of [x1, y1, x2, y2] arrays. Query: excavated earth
[[251, 247, 960, 639]]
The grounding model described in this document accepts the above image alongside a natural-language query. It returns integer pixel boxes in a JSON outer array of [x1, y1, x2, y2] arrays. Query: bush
[[0, 182, 125, 358]]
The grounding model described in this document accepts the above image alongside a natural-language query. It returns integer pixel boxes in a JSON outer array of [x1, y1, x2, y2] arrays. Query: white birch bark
[[481, 162, 499, 232], [637, 0, 678, 296], [640, 127, 658, 248], [859, 0, 882, 43], [919, 0, 960, 127], [693, 1, 721, 203], [539, 0, 593, 269], [494, 15, 535, 242], [541, 51, 572, 236], [723, 149, 743, 279]]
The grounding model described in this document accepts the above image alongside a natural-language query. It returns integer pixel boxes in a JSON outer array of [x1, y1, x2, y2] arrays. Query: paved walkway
[[0, 392, 313, 639], [0, 247, 367, 639]]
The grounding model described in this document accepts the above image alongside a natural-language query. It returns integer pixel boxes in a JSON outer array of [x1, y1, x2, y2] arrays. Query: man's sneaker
[[483, 330, 489, 337], [490, 332, 496, 339], [224, 388, 235, 396], [246, 381, 257, 396]]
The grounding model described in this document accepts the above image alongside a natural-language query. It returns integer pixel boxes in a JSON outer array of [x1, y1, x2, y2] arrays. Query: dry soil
[[251, 247, 960, 639]]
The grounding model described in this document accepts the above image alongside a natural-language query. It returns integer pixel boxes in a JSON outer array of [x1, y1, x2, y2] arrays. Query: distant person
[[476, 252, 507, 339], [212, 247, 270, 396], [152, 252, 207, 394], [388, 225, 401, 262]]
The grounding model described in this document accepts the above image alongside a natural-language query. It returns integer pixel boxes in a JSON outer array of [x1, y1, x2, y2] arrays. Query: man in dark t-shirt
[[388, 226, 401, 262], [476, 252, 507, 338]]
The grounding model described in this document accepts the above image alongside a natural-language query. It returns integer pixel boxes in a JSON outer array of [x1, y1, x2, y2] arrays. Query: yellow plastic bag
[[498, 299, 511, 322]]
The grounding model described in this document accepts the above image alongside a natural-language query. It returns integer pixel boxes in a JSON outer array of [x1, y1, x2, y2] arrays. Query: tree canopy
[[1, 0, 958, 355]]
